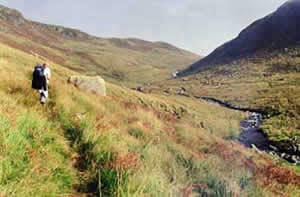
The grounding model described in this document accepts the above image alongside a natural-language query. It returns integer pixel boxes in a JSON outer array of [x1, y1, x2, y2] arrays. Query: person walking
[[40, 63, 51, 104], [32, 63, 51, 104]]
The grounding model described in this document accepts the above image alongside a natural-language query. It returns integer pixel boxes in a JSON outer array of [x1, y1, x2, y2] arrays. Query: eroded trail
[[61, 121, 100, 196], [200, 97, 300, 165]]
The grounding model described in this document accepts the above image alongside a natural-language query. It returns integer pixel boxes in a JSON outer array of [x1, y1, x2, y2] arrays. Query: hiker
[[32, 63, 51, 104]]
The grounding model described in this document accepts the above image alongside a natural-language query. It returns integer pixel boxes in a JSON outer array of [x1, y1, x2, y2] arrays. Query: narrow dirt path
[[62, 122, 100, 197], [42, 99, 100, 196]]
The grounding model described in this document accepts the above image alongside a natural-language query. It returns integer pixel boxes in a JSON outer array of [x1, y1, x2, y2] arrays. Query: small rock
[[291, 155, 300, 164], [137, 86, 145, 93], [269, 145, 278, 151], [172, 71, 179, 78], [292, 144, 298, 153]]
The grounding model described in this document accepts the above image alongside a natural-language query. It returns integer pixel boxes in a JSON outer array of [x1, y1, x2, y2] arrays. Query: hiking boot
[[40, 95, 46, 105]]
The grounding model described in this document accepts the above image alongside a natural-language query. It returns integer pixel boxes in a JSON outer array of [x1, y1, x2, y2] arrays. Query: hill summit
[[0, 4, 199, 85], [179, 0, 300, 76]]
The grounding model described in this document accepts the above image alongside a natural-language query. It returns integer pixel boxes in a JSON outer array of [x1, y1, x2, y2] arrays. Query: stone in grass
[[68, 75, 106, 96]]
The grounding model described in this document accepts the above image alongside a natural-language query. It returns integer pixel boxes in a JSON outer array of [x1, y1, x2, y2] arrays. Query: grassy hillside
[[164, 0, 300, 156], [154, 47, 300, 157], [1, 43, 300, 196], [0, 5, 199, 86]]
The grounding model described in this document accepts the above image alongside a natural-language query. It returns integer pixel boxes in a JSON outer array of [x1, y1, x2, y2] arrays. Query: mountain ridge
[[0, 4, 199, 85], [179, 0, 300, 76], [0, 4, 194, 52]]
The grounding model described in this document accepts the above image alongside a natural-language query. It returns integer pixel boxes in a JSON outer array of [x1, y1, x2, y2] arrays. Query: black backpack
[[32, 65, 46, 90]]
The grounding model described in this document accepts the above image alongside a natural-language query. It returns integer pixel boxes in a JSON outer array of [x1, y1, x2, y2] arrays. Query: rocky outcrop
[[32, 22, 92, 40], [68, 75, 106, 96], [0, 5, 26, 26]]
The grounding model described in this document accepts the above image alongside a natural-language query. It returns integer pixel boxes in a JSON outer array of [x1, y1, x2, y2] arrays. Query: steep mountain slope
[[0, 4, 199, 86], [179, 0, 300, 76]]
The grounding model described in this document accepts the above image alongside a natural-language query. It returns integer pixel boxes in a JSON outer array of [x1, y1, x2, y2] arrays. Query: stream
[[200, 97, 300, 165]]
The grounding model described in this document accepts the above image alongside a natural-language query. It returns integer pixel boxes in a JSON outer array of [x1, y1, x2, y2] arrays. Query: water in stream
[[238, 112, 270, 151], [201, 97, 300, 165]]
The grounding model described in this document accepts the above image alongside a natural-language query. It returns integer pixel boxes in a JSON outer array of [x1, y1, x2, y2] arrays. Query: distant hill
[[179, 0, 300, 76], [0, 4, 199, 86]]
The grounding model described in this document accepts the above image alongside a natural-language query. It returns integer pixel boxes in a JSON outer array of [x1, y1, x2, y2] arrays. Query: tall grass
[[0, 42, 285, 196], [0, 111, 75, 196]]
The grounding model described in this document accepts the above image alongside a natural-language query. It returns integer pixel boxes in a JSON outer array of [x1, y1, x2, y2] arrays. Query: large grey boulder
[[68, 75, 106, 96]]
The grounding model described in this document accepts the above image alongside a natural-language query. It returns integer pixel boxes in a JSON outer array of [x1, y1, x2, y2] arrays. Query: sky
[[0, 0, 287, 55]]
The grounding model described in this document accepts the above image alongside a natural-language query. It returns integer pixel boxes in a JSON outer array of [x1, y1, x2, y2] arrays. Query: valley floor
[[152, 50, 300, 170]]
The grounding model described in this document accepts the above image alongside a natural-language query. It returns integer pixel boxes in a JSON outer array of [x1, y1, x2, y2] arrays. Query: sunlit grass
[[0, 42, 297, 196], [155, 48, 300, 156]]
